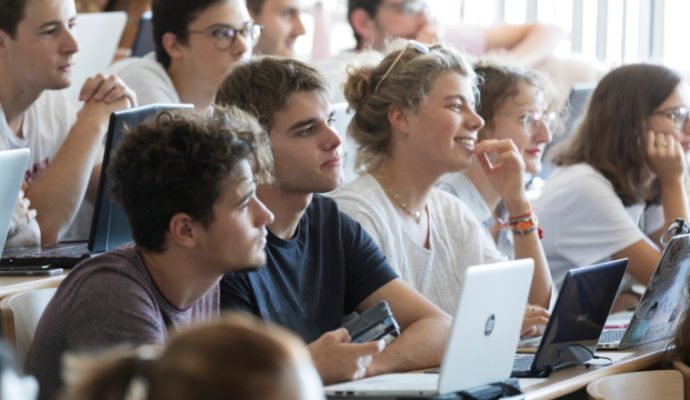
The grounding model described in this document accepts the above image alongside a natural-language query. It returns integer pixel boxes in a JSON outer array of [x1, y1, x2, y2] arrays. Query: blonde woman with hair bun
[[331, 40, 552, 333]]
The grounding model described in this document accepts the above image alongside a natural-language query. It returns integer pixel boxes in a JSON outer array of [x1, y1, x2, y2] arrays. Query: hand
[[78, 73, 137, 107], [646, 130, 686, 185], [308, 328, 385, 384], [474, 139, 528, 210], [521, 305, 550, 338]]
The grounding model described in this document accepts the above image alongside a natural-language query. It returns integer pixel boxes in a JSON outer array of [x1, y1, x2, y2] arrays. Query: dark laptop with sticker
[[0, 104, 192, 267]]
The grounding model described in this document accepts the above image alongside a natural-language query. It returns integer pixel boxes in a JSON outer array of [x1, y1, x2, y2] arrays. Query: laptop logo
[[484, 314, 496, 336]]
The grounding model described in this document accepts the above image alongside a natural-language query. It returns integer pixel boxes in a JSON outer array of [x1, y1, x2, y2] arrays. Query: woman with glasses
[[438, 62, 558, 260], [535, 63, 690, 289], [109, 0, 260, 110], [331, 40, 552, 330]]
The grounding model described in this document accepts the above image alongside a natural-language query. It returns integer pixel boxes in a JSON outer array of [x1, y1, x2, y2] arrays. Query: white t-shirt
[[535, 163, 649, 287], [1, 90, 94, 242], [330, 173, 505, 314], [437, 171, 514, 259], [109, 52, 180, 106]]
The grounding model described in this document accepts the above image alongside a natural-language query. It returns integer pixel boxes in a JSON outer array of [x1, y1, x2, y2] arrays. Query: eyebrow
[[288, 117, 321, 132], [234, 187, 256, 207], [444, 94, 476, 106], [39, 16, 76, 30]]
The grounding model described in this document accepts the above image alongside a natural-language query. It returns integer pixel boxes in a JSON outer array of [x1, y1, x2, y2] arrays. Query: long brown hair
[[554, 63, 682, 206]]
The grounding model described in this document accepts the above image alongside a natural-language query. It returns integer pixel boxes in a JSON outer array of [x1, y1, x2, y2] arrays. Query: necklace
[[375, 175, 425, 224]]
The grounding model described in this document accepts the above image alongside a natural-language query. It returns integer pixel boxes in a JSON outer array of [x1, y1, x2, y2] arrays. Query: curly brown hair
[[109, 106, 273, 252]]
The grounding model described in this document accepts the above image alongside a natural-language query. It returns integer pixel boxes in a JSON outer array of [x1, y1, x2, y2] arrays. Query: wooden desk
[[0, 273, 66, 299], [520, 339, 670, 399]]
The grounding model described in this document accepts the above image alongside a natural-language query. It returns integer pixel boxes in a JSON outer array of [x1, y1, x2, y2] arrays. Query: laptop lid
[[619, 234, 690, 349], [325, 258, 534, 397], [530, 259, 627, 376], [88, 103, 194, 253], [65, 12, 127, 104], [0, 149, 30, 256], [131, 11, 154, 57]]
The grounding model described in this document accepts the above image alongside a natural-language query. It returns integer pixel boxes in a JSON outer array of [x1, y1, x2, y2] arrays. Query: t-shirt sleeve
[[543, 169, 646, 266], [339, 211, 398, 312], [65, 270, 166, 351], [219, 272, 258, 315]]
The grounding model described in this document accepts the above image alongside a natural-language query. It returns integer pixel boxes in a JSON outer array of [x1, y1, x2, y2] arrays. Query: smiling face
[[195, 160, 274, 273], [268, 90, 342, 194], [483, 82, 553, 174], [647, 82, 690, 154], [251, 0, 306, 57], [404, 71, 484, 175], [0, 0, 79, 91]]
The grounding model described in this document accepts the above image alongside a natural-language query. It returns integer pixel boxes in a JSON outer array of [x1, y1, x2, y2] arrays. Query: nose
[[293, 14, 306, 37], [533, 120, 553, 144], [465, 107, 485, 132], [321, 121, 342, 152], [63, 25, 79, 55], [252, 196, 275, 227], [232, 34, 249, 59]]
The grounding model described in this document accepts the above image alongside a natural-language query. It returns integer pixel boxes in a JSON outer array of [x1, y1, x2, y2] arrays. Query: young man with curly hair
[[26, 107, 274, 400]]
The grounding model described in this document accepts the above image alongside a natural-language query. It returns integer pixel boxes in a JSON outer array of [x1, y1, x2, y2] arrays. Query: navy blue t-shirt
[[221, 195, 398, 342]]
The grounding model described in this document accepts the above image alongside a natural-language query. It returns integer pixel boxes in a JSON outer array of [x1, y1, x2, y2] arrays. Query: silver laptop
[[598, 234, 690, 350], [325, 259, 534, 397], [0, 149, 31, 255]]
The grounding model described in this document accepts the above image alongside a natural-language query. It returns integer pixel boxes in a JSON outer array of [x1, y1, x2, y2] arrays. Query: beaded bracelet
[[509, 210, 544, 239]]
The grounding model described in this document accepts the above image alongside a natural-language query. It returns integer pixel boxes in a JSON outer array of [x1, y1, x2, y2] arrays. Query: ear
[[168, 213, 198, 249], [0, 29, 10, 56], [162, 32, 184, 62], [388, 103, 412, 135], [349, 8, 376, 47]]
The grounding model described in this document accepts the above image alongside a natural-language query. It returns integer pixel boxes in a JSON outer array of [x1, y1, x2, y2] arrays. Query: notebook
[[65, 12, 127, 105], [598, 234, 690, 350], [0, 149, 31, 256], [325, 259, 534, 397], [0, 104, 192, 267], [512, 259, 628, 378]]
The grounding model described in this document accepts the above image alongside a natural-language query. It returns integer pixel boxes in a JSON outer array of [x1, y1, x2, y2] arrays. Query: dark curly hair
[[109, 106, 273, 252]]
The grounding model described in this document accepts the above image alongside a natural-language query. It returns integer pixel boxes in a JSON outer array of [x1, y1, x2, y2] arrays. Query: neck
[[0, 66, 43, 135], [166, 64, 215, 111], [139, 246, 220, 310], [374, 154, 438, 214], [465, 159, 501, 211], [257, 185, 312, 240]]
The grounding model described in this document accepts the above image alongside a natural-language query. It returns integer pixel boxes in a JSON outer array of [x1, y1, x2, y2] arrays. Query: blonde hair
[[343, 40, 476, 172], [61, 313, 319, 400]]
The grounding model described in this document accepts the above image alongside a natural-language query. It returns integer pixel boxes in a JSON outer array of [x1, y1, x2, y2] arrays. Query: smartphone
[[0, 266, 64, 276], [342, 300, 401, 343]]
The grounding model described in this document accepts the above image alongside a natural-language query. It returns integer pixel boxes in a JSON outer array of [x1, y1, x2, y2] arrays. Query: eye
[[327, 117, 336, 126], [41, 26, 58, 35], [212, 27, 234, 39], [296, 125, 316, 137]]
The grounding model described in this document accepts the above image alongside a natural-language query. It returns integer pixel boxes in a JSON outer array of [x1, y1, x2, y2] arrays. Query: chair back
[[0, 288, 57, 370], [587, 370, 684, 400], [673, 360, 690, 400]]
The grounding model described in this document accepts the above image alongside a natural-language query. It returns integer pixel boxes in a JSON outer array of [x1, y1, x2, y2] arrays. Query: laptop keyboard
[[599, 329, 625, 344], [512, 354, 534, 372], [7, 243, 89, 259]]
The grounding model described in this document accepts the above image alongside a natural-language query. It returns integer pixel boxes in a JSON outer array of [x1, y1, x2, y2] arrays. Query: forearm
[[25, 117, 107, 243], [367, 316, 450, 376], [509, 24, 564, 67], [649, 178, 690, 245], [506, 199, 552, 308]]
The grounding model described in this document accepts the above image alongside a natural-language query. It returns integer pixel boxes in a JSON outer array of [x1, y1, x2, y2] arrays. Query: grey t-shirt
[[25, 247, 219, 400]]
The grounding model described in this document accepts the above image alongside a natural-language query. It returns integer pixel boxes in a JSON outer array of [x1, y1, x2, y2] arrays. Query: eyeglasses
[[374, 40, 430, 94], [654, 106, 690, 131], [184, 22, 262, 51], [495, 111, 556, 136], [379, 0, 428, 15]]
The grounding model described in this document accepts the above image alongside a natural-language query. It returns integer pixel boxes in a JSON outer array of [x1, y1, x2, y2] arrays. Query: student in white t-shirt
[[536, 63, 690, 287], [330, 40, 551, 332], [110, 0, 258, 111], [0, 0, 135, 245], [438, 62, 558, 260]]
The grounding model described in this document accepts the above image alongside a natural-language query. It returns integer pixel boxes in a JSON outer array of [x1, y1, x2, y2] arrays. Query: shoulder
[[109, 53, 165, 76], [65, 248, 151, 294]]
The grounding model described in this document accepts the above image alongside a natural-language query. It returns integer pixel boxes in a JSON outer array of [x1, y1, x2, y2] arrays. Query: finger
[[647, 130, 656, 154], [93, 75, 120, 101], [329, 328, 351, 343], [350, 339, 385, 357], [357, 354, 374, 369], [476, 138, 518, 154], [103, 83, 126, 103], [521, 326, 538, 337], [79, 74, 106, 101]]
